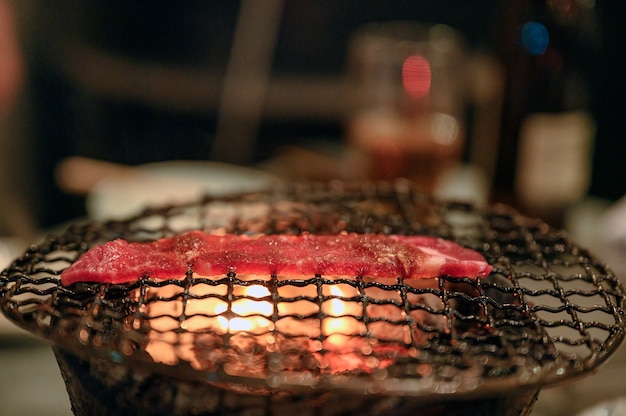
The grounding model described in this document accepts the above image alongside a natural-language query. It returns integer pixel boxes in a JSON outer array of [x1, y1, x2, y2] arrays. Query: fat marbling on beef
[[60, 231, 492, 285]]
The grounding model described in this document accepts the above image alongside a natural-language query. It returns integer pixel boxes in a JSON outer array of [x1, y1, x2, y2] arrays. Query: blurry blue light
[[521, 21, 549, 55], [110, 351, 123, 363]]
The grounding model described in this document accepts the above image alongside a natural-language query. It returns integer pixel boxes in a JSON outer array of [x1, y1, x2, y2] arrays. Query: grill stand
[[53, 347, 540, 416]]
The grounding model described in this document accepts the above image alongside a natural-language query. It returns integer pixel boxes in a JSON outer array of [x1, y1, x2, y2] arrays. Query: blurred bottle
[[491, 0, 600, 226]]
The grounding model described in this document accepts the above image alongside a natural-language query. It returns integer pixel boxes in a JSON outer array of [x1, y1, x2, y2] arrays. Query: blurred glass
[[345, 22, 466, 193]]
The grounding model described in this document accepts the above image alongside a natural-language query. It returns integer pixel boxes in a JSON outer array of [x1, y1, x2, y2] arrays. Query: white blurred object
[[433, 163, 489, 206], [565, 197, 611, 247], [516, 111, 595, 213], [0, 236, 30, 335], [564, 195, 626, 281], [578, 397, 626, 416], [86, 160, 278, 220], [597, 195, 626, 280], [0, 236, 25, 269]]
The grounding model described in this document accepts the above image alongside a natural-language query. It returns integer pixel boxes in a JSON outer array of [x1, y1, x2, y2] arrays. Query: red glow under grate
[[0, 180, 623, 411]]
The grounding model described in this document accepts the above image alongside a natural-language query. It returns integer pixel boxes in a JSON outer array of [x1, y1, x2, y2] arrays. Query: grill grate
[[1, 180, 624, 401]]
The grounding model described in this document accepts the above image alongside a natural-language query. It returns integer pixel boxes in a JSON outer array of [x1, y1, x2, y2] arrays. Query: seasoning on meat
[[60, 231, 492, 285]]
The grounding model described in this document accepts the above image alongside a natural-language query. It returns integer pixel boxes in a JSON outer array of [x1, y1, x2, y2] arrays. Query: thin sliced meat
[[60, 231, 492, 285]]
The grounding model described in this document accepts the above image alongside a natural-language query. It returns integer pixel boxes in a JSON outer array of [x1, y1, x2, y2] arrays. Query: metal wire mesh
[[1, 180, 624, 401]]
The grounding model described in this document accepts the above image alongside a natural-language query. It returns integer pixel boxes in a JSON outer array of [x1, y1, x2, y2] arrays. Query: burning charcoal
[[0, 180, 622, 416]]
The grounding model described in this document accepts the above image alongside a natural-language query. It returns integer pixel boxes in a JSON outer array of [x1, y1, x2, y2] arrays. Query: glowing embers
[[137, 274, 449, 378]]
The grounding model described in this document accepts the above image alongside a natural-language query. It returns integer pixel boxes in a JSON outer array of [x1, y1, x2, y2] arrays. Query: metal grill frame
[[1, 180, 624, 401]]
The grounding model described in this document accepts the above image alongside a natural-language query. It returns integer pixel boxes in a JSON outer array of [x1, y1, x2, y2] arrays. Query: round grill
[[1, 180, 624, 412]]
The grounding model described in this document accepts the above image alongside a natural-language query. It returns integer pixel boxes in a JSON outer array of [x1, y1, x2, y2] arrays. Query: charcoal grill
[[1, 180, 624, 416]]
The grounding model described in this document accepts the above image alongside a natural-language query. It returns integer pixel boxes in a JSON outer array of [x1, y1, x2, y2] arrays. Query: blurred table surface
[[0, 334, 71, 416]]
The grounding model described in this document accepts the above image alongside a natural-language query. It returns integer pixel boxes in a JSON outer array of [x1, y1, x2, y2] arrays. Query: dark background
[[18, 0, 625, 227]]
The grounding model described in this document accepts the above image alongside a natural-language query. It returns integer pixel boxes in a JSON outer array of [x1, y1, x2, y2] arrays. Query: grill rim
[[1, 180, 624, 401]]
